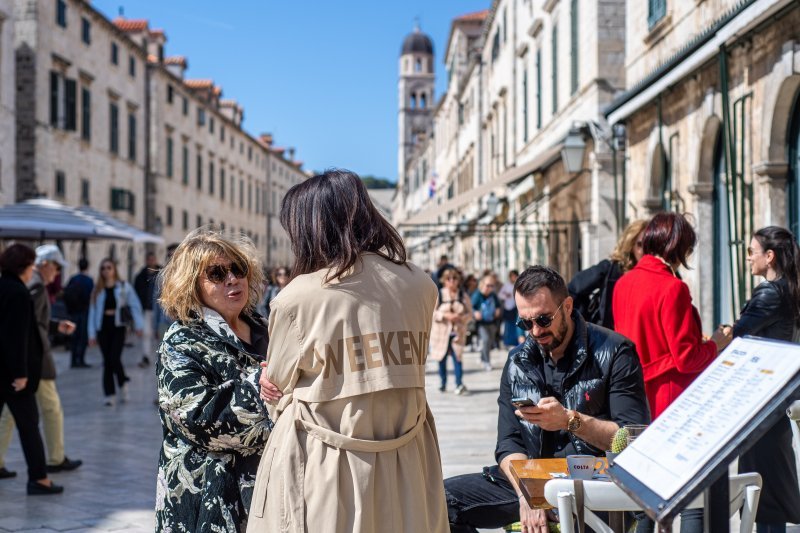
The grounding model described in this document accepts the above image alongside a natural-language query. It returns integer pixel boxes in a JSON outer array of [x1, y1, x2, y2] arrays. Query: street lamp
[[561, 125, 587, 174]]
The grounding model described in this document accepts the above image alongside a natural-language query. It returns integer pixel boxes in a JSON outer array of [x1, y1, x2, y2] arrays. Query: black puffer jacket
[[733, 278, 796, 341], [495, 311, 650, 463]]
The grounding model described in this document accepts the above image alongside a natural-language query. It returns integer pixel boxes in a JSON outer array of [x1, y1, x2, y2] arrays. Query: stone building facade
[[0, 0, 14, 205], [605, 0, 800, 328], [396, 0, 627, 281], [7, 1, 307, 277]]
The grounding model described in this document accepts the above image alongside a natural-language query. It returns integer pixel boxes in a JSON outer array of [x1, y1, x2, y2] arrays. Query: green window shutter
[[648, 0, 667, 28], [551, 24, 558, 114], [536, 50, 542, 129], [81, 87, 91, 141]]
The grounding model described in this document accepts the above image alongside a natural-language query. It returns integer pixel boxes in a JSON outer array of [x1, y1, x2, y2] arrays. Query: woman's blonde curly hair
[[609, 219, 649, 273], [157, 226, 265, 323]]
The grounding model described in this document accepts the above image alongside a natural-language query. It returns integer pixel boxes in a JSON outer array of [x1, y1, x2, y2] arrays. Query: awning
[[605, 0, 789, 125], [401, 142, 563, 225], [0, 199, 132, 240]]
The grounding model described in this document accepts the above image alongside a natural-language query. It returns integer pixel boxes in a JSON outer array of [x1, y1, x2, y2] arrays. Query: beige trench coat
[[429, 288, 472, 361], [247, 254, 449, 533]]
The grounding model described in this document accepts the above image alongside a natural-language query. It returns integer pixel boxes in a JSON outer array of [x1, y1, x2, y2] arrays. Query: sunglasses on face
[[515, 300, 564, 331], [205, 262, 248, 284]]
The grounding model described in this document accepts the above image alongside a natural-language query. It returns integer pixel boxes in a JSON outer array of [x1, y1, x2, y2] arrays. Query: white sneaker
[[483, 362, 493, 372], [104, 396, 115, 407], [454, 384, 468, 396], [120, 384, 129, 403]]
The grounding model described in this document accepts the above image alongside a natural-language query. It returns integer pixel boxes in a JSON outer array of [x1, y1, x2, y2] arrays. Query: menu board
[[609, 336, 800, 519]]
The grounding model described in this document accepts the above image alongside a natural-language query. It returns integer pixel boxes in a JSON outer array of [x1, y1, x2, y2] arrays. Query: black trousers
[[0, 391, 47, 481], [97, 317, 127, 397], [445, 465, 521, 533]]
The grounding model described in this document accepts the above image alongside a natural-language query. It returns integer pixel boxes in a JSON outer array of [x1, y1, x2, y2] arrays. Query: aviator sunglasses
[[205, 262, 248, 284], [515, 300, 564, 331]]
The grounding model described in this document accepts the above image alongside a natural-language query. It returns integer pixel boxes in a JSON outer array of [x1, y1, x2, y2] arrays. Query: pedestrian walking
[[732, 226, 800, 532], [62, 258, 93, 368], [134, 252, 160, 368], [87, 259, 143, 406], [0, 244, 63, 494], [155, 228, 272, 532], [613, 212, 732, 532], [431, 267, 472, 394], [472, 274, 502, 371], [256, 266, 288, 320], [0, 245, 82, 477], [498, 270, 524, 347], [569, 219, 648, 330], [248, 169, 448, 533]]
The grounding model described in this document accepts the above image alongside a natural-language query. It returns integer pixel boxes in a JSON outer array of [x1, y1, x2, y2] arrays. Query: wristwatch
[[566, 410, 582, 433]]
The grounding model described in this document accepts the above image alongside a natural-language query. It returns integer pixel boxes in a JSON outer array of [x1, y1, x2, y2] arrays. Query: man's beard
[[534, 308, 568, 353]]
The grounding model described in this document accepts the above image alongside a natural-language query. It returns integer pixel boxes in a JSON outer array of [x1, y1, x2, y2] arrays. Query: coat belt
[[293, 400, 427, 453]]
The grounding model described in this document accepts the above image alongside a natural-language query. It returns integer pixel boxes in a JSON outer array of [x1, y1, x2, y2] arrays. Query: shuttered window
[[648, 0, 667, 28], [570, 0, 579, 95]]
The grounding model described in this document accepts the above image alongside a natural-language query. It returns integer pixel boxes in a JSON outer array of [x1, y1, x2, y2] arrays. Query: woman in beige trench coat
[[429, 267, 472, 395], [247, 169, 449, 533]]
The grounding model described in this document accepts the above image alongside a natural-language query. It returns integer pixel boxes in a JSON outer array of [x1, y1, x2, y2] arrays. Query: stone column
[[688, 182, 715, 329], [753, 162, 789, 228]]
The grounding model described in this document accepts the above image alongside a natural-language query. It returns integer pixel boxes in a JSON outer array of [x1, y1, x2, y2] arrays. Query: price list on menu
[[614, 336, 800, 500]]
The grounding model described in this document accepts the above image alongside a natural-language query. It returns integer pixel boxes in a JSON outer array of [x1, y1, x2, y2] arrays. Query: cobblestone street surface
[[0, 343, 508, 532]]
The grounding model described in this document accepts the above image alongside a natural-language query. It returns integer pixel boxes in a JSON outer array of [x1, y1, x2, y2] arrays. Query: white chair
[[543, 472, 761, 533]]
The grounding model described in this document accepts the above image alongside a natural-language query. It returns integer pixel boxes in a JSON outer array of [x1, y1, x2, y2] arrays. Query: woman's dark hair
[[0, 243, 36, 277], [514, 265, 569, 301], [642, 212, 696, 268], [753, 226, 800, 325], [280, 169, 407, 281]]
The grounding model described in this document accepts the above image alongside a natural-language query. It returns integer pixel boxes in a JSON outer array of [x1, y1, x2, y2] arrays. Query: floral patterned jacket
[[155, 307, 272, 532]]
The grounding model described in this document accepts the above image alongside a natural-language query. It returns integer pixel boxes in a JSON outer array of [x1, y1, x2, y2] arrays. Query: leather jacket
[[496, 311, 650, 463], [733, 278, 797, 342]]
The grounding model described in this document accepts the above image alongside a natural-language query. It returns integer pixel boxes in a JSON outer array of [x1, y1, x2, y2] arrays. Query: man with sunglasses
[[445, 266, 649, 533]]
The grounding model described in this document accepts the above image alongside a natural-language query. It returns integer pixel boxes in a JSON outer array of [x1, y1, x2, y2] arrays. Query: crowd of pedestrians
[[1, 169, 800, 533]]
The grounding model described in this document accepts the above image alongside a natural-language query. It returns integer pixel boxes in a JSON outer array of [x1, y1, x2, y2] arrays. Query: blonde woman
[[567, 219, 648, 330], [155, 228, 273, 532], [87, 259, 143, 406], [430, 268, 472, 394]]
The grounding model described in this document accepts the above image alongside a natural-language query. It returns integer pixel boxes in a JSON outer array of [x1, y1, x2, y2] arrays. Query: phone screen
[[511, 397, 535, 407]]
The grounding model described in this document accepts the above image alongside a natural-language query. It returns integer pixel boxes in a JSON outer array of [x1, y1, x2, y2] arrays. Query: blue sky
[[93, 1, 490, 181]]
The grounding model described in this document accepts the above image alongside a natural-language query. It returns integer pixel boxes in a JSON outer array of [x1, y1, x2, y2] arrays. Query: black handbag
[[119, 283, 134, 327]]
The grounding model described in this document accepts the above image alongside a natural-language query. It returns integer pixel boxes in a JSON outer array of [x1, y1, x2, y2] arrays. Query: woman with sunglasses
[[613, 212, 731, 533], [87, 259, 143, 406], [731, 227, 800, 532], [248, 170, 448, 533], [155, 228, 273, 532], [430, 268, 473, 394]]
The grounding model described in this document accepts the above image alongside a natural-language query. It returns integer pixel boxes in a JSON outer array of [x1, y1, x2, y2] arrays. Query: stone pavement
[[0, 342, 509, 532]]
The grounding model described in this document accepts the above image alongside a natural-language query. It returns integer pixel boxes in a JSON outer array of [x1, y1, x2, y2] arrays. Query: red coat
[[612, 255, 717, 419]]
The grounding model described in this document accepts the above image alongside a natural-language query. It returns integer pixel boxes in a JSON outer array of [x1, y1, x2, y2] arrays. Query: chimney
[[260, 133, 273, 147], [164, 56, 187, 79], [287, 147, 295, 161], [220, 100, 242, 127]]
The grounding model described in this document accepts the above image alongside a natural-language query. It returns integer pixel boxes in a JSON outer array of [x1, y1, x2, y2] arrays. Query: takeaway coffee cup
[[567, 455, 604, 480]]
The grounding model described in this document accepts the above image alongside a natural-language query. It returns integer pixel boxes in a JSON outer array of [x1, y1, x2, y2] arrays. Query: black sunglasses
[[515, 300, 564, 331], [205, 262, 248, 284]]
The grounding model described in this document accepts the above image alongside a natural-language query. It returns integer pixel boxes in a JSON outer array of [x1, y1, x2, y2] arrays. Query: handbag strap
[[574, 479, 585, 533]]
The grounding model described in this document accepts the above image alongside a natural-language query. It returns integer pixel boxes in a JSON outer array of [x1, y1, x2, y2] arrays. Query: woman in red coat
[[613, 212, 731, 420], [613, 213, 732, 533]]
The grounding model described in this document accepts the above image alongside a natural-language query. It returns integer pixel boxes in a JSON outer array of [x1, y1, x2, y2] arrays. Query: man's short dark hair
[[509, 269, 519, 277], [514, 266, 568, 301], [78, 258, 89, 271], [0, 243, 36, 276]]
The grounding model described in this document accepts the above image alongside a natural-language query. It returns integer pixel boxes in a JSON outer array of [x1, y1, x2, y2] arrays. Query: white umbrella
[[0, 199, 131, 240], [75, 206, 164, 244]]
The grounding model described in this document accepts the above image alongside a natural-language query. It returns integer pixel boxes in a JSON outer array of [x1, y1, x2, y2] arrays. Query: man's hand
[[519, 497, 548, 533], [57, 320, 76, 335], [11, 377, 28, 392], [516, 396, 570, 432], [259, 362, 283, 403]]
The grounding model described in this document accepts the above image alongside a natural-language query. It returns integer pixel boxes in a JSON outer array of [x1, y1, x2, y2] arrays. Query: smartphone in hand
[[511, 397, 536, 408]]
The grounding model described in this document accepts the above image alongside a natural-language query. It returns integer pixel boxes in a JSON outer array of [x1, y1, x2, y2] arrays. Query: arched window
[[410, 93, 417, 109], [420, 93, 427, 109], [789, 93, 800, 236], [415, 58, 422, 72]]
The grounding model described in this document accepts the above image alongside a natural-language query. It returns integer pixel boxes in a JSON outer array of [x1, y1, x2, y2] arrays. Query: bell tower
[[397, 24, 435, 190]]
